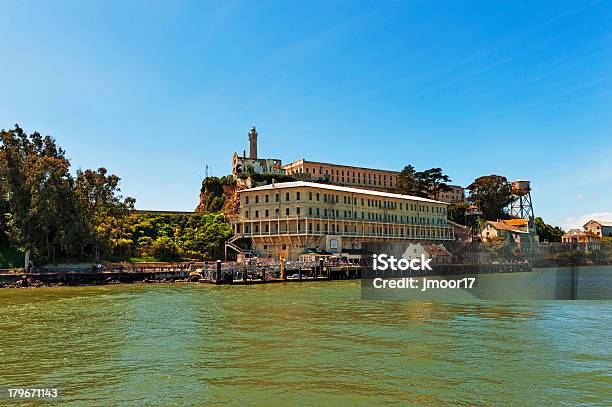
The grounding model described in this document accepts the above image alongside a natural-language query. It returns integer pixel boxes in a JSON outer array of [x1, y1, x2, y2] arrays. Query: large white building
[[227, 181, 454, 260]]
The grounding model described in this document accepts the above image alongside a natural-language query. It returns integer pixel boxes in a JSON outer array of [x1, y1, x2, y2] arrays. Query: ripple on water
[[0, 273, 611, 406]]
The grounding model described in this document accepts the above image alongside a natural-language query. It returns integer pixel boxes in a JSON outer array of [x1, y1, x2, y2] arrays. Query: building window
[[245, 196, 249, 204], [275, 193, 280, 202], [255, 195, 259, 204], [265, 194, 269, 203], [286, 192, 290, 202], [296, 192, 301, 201], [255, 210, 259, 218], [297, 207, 301, 215], [286, 208, 290, 216]]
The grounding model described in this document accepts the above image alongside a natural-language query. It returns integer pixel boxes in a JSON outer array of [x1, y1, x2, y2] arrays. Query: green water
[[0, 268, 610, 406]]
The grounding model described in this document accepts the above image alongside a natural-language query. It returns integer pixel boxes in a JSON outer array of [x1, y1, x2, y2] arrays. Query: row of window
[[284, 166, 398, 187], [240, 222, 451, 238], [244, 207, 447, 225], [243, 192, 447, 214], [290, 166, 396, 180]]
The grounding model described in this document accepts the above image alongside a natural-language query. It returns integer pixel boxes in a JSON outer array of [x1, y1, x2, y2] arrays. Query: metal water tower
[[509, 180, 535, 220]]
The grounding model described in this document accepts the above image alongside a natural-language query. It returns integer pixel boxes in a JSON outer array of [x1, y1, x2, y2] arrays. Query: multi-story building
[[227, 181, 454, 260], [480, 219, 539, 254], [435, 185, 465, 204], [281, 159, 464, 203], [583, 220, 612, 238], [562, 229, 600, 243], [282, 159, 400, 192]]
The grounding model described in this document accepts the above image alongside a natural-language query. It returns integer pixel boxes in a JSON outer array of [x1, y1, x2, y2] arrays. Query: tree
[[0, 125, 85, 262], [467, 175, 513, 220], [74, 167, 135, 260], [396, 165, 427, 197], [151, 236, 178, 260], [397, 165, 453, 199], [419, 167, 452, 200], [447, 202, 469, 225], [0, 181, 9, 246], [534, 217, 564, 242], [1, 125, 136, 264]]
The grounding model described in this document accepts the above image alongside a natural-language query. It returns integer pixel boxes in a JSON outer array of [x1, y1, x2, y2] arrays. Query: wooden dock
[[197, 260, 531, 285], [198, 260, 362, 285]]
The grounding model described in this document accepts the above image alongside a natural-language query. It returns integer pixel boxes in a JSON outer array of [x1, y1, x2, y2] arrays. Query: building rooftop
[[240, 181, 448, 204], [585, 220, 612, 227], [424, 244, 452, 256], [282, 159, 399, 174], [485, 220, 529, 234], [502, 219, 529, 227]]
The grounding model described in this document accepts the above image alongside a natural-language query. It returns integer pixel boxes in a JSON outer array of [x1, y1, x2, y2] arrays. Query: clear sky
[[1, 0, 610, 229]]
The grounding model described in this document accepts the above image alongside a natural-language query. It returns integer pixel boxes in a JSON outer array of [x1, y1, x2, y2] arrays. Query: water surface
[[0, 268, 610, 406]]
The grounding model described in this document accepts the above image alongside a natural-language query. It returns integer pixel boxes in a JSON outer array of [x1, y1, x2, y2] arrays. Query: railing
[[238, 214, 449, 226], [198, 260, 361, 283], [237, 229, 455, 240]]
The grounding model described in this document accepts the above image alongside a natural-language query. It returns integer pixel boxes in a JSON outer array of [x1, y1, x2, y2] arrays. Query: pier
[[1, 260, 531, 288], [198, 259, 362, 285], [196, 260, 531, 285]]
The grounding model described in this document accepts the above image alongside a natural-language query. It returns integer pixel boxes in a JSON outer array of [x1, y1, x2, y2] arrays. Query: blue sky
[[1, 0, 610, 229]]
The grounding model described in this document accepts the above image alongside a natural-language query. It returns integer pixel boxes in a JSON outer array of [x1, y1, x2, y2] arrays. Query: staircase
[[225, 234, 256, 260]]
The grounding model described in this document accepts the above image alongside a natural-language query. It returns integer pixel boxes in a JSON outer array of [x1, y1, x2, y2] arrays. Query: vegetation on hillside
[[118, 212, 231, 261], [0, 125, 135, 264], [534, 217, 564, 242], [0, 246, 24, 269], [196, 176, 236, 213], [1, 125, 232, 266]]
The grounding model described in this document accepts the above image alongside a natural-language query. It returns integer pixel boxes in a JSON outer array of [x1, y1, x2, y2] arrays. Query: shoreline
[[2, 264, 608, 289], [0, 269, 195, 289]]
